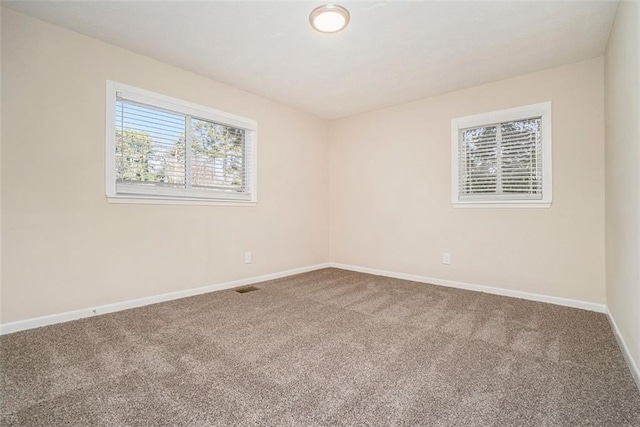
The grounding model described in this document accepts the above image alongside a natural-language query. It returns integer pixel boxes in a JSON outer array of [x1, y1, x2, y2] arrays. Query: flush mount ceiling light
[[309, 4, 350, 33]]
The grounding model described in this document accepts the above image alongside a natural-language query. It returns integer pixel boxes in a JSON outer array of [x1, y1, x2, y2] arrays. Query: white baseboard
[[329, 262, 606, 313], [0, 263, 331, 335], [606, 307, 640, 391], [0, 261, 608, 336]]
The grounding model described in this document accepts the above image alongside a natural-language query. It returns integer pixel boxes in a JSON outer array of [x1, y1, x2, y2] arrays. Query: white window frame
[[451, 102, 552, 208], [106, 81, 258, 206]]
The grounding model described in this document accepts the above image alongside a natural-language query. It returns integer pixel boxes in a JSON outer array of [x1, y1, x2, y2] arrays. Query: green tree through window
[[115, 129, 167, 183]]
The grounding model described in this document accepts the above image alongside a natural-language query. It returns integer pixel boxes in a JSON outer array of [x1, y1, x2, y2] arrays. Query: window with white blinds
[[106, 81, 257, 205], [451, 102, 552, 208]]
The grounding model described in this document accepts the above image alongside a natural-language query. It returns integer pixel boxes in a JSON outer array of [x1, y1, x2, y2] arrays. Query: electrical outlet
[[443, 253, 451, 265], [244, 251, 252, 264]]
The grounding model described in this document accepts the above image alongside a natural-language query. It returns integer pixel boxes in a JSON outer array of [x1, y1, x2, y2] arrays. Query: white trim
[[0, 263, 331, 335], [329, 262, 606, 313], [113, 83, 257, 131], [606, 307, 640, 391], [105, 80, 258, 205], [1, 261, 607, 332], [451, 102, 552, 208], [452, 202, 551, 209], [454, 102, 551, 130], [105, 82, 117, 199], [106, 196, 257, 207], [114, 183, 252, 201]]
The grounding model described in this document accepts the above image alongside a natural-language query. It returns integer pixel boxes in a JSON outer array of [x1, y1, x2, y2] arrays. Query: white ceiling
[[3, 1, 619, 120]]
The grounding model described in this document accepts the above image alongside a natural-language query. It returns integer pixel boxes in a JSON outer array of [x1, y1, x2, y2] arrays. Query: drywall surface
[[330, 58, 606, 304], [0, 6, 3, 324], [1, 9, 330, 323], [605, 0, 640, 374]]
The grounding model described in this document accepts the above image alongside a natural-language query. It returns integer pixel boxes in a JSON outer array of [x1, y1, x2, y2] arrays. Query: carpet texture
[[1, 268, 639, 426]]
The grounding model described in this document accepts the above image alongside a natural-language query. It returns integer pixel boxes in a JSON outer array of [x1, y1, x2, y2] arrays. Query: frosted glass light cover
[[310, 5, 350, 33]]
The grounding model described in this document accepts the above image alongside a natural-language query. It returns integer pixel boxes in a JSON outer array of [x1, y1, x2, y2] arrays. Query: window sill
[[452, 202, 551, 209], [107, 195, 257, 207]]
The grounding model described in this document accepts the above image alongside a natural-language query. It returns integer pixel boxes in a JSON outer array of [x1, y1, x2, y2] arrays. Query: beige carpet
[[1, 268, 639, 426]]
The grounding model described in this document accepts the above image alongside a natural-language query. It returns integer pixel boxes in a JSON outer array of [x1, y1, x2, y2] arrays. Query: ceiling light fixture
[[309, 4, 350, 33]]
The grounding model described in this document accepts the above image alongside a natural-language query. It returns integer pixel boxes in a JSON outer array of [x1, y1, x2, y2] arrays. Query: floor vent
[[236, 286, 259, 294]]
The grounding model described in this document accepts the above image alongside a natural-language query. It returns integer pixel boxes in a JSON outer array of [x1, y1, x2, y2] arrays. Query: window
[[451, 102, 552, 208], [106, 81, 257, 205]]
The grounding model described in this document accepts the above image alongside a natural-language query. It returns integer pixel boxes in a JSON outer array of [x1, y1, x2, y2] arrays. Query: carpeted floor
[[1, 268, 639, 426]]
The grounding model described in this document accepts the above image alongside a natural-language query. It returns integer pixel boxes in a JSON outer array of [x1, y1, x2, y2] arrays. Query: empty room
[[1, 0, 639, 425]]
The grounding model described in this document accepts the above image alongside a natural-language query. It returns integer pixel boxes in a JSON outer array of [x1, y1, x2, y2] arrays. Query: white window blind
[[115, 97, 187, 188], [459, 118, 542, 200], [451, 103, 551, 208], [106, 81, 257, 205]]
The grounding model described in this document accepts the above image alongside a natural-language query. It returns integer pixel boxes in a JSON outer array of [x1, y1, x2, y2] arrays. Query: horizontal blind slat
[[116, 94, 249, 195], [459, 117, 542, 197]]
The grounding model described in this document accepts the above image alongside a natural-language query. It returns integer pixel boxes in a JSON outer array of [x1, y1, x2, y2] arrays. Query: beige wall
[[330, 58, 606, 304], [605, 1, 640, 373], [0, 8, 614, 326], [0, 9, 330, 323], [0, 7, 3, 324]]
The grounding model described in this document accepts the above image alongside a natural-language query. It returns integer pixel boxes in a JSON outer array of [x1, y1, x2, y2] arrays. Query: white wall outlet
[[244, 251, 252, 264], [443, 253, 451, 265]]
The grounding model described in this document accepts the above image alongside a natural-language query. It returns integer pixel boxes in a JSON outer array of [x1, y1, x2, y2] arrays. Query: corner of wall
[[603, 0, 640, 385], [0, 5, 4, 325]]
